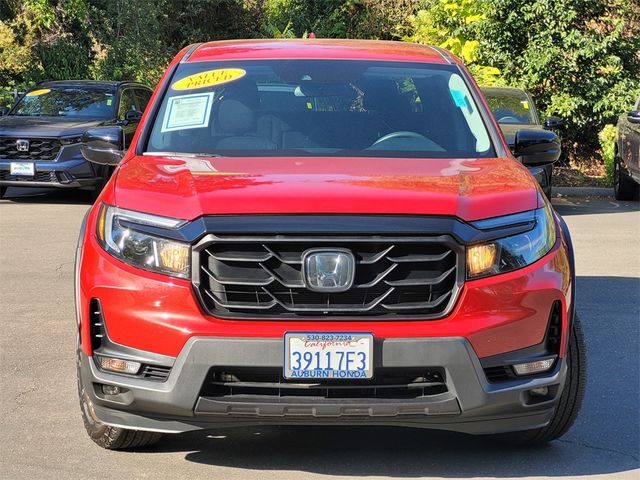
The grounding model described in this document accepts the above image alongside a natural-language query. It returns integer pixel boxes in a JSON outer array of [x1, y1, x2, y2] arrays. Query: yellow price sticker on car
[[171, 68, 246, 91], [26, 88, 51, 97], [521, 100, 529, 110]]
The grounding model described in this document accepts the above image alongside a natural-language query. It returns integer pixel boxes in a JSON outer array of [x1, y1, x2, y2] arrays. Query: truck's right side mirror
[[81, 127, 125, 166], [514, 129, 561, 167], [627, 110, 640, 124]]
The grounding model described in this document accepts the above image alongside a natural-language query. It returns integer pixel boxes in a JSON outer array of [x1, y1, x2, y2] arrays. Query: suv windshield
[[483, 88, 537, 125], [146, 60, 494, 158], [11, 87, 115, 118]]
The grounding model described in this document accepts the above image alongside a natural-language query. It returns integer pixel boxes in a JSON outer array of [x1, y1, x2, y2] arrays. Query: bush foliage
[[0, 0, 638, 163]]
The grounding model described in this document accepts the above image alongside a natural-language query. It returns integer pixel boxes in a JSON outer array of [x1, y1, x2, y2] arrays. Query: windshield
[[483, 88, 537, 125], [146, 60, 494, 158], [11, 87, 116, 118]]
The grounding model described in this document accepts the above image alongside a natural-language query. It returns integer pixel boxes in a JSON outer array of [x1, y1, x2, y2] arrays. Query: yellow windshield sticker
[[521, 100, 529, 110], [26, 88, 51, 97], [106, 98, 113, 106], [171, 68, 246, 91]]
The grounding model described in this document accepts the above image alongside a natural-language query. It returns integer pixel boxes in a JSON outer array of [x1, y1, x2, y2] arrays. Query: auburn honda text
[[75, 39, 585, 449]]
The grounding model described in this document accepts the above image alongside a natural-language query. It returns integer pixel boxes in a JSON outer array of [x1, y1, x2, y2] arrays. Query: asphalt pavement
[[1, 187, 638, 480]]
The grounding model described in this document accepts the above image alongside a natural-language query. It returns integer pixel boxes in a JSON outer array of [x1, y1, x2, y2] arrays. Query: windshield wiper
[[143, 151, 224, 158]]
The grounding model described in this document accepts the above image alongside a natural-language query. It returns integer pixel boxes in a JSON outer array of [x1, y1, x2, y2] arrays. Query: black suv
[[482, 87, 562, 198], [615, 95, 640, 200], [0, 80, 152, 199]]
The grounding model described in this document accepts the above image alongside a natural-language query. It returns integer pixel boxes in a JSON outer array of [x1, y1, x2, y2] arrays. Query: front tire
[[614, 156, 639, 200], [0, 185, 6, 199], [494, 313, 586, 445], [77, 351, 162, 450]]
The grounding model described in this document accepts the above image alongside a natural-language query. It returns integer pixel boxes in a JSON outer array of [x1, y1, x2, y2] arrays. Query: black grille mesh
[[196, 236, 460, 319], [0, 137, 61, 161]]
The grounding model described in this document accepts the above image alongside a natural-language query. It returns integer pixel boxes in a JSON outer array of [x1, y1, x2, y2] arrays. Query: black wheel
[[89, 165, 114, 202], [0, 185, 6, 199], [614, 156, 639, 201], [493, 313, 586, 445], [77, 350, 162, 450]]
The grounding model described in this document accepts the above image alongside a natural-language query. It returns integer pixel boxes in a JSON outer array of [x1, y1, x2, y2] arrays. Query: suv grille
[[0, 137, 62, 161], [194, 236, 461, 319], [201, 367, 448, 400]]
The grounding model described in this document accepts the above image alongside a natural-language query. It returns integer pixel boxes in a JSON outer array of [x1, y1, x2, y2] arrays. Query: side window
[[118, 89, 137, 120], [135, 89, 152, 112]]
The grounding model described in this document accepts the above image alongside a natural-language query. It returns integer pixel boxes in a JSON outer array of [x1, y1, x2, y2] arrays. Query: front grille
[[0, 137, 62, 161], [195, 236, 461, 319], [0, 170, 56, 182], [201, 367, 448, 400]]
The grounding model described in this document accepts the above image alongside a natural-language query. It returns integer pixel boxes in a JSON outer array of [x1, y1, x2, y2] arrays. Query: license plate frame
[[10, 162, 35, 176], [283, 332, 374, 380]]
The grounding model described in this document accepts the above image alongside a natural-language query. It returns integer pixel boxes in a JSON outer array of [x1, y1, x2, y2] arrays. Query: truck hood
[[0, 115, 106, 137], [113, 155, 541, 222]]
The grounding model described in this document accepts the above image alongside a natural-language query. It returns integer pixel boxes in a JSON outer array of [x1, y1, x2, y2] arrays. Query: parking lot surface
[[1, 188, 638, 479]]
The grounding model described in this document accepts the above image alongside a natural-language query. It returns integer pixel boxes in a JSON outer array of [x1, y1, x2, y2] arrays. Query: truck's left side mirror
[[544, 116, 563, 129], [81, 127, 125, 166], [514, 129, 561, 166]]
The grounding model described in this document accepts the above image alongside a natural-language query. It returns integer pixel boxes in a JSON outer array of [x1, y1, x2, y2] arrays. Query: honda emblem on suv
[[302, 249, 355, 292], [16, 139, 30, 152]]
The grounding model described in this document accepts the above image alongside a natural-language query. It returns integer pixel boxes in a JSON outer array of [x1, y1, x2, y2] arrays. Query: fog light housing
[[512, 358, 555, 376], [529, 386, 549, 397], [102, 384, 121, 395], [96, 355, 141, 375]]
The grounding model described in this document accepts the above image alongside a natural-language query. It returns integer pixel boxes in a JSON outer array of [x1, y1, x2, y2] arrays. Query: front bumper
[[80, 336, 566, 435]]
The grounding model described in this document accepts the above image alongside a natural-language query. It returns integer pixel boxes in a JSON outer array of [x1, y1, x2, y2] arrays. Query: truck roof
[[186, 39, 454, 65]]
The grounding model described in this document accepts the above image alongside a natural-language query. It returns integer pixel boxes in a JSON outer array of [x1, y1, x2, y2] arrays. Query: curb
[[553, 187, 613, 198]]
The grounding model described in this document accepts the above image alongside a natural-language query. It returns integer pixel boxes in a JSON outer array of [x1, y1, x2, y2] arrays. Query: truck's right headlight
[[96, 204, 190, 279], [467, 205, 556, 279]]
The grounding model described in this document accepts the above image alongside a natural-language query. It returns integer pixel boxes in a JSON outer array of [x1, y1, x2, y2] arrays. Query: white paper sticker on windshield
[[161, 92, 213, 132]]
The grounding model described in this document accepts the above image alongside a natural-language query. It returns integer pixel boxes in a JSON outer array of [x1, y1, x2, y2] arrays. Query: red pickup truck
[[75, 39, 585, 449]]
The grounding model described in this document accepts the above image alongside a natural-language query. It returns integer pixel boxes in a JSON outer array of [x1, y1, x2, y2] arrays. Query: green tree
[[477, 0, 640, 159]]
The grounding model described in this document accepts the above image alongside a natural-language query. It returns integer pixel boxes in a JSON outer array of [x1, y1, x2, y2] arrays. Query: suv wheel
[[77, 349, 162, 450], [614, 156, 639, 200], [493, 313, 586, 445]]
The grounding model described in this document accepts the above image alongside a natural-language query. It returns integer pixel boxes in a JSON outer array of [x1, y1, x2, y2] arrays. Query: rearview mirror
[[514, 129, 560, 166], [544, 116, 563, 129], [80, 127, 125, 166], [627, 110, 640, 124]]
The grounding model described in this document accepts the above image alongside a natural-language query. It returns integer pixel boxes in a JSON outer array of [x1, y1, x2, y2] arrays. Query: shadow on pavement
[[552, 196, 639, 216], [0, 186, 93, 205], [131, 275, 639, 477]]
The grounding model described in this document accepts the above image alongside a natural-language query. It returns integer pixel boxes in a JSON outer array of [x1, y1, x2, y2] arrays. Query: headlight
[[60, 135, 83, 145], [467, 205, 556, 279], [96, 204, 190, 278]]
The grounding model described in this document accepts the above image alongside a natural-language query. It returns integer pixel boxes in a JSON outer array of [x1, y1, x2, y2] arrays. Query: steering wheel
[[370, 131, 430, 148], [497, 116, 521, 123]]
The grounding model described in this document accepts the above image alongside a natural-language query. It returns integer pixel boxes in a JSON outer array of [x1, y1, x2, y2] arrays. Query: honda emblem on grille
[[302, 249, 355, 292], [16, 139, 30, 152]]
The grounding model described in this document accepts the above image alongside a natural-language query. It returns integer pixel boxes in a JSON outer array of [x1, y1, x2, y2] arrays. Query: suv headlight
[[467, 205, 556, 279], [96, 204, 190, 278]]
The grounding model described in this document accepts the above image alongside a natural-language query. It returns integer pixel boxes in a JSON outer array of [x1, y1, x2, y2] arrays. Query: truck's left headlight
[[96, 204, 190, 279], [467, 205, 556, 279]]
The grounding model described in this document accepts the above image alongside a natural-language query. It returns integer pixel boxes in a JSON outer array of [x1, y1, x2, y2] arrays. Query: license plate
[[10, 162, 35, 176], [284, 332, 373, 379]]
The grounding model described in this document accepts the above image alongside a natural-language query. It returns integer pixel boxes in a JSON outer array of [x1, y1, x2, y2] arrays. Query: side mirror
[[0, 107, 10, 116], [544, 116, 563, 129], [627, 110, 640, 124], [124, 110, 142, 124], [80, 127, 125, 166], [514, 129, 560, 166]]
